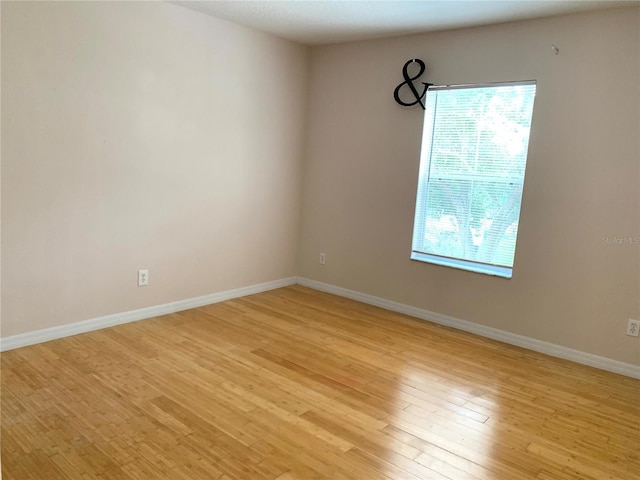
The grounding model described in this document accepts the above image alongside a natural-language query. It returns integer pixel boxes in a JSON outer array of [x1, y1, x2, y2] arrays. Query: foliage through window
[[411, 81, 536, 278]]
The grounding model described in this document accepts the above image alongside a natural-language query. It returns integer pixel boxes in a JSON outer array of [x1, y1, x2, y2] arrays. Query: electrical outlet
[[138, 269, 149, 287], [627, 319, 640, 337], [319, 252, 326, 265]]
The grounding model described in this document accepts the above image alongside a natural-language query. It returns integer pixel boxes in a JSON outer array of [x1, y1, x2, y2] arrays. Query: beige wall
[[298, 8, 640, 365], [1, 1, 308, 336], [0, 1, 3, 338], [2, 3, 638, 366]]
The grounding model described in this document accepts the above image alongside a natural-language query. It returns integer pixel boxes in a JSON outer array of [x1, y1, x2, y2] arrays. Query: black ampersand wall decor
[[393, 59, 433, 110]]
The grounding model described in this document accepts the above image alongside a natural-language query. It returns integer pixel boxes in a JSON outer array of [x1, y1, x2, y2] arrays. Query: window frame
[[410, 80, 536, 279]]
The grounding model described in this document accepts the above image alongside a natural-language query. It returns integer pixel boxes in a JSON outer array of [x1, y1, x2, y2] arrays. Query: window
[[411, 81, 536, 278]]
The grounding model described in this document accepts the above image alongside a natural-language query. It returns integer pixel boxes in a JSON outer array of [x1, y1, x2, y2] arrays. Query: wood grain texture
[[2, 285, 639, 479]]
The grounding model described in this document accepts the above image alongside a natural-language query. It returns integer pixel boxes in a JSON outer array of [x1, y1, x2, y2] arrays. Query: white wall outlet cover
[[626, 319, 639, 337], [138, 269, 149, 287]]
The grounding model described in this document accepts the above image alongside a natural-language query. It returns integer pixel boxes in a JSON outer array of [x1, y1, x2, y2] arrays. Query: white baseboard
[[296, 277, 640, 379], [3, 275, 638, 379], [0, 277, 297, 352]]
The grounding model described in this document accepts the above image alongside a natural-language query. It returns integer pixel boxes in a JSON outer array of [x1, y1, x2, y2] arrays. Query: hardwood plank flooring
[[2, 285, 639, 479]]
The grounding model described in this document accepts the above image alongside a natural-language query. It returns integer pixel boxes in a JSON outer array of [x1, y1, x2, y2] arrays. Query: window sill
[[410, 252, 513, 278]]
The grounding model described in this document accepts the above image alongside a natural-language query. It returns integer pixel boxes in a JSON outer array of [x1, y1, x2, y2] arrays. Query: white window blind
[[411, 81, 536, 278]]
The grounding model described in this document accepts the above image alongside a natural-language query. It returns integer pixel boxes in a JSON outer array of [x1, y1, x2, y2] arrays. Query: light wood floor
[[2, 286, 639, 479]]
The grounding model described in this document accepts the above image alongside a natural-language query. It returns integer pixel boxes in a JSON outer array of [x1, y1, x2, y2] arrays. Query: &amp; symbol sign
[[393, 59, 433, 110]]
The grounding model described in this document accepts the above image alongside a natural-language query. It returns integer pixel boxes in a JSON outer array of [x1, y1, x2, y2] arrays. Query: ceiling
[[173, 0, 637, 45]]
